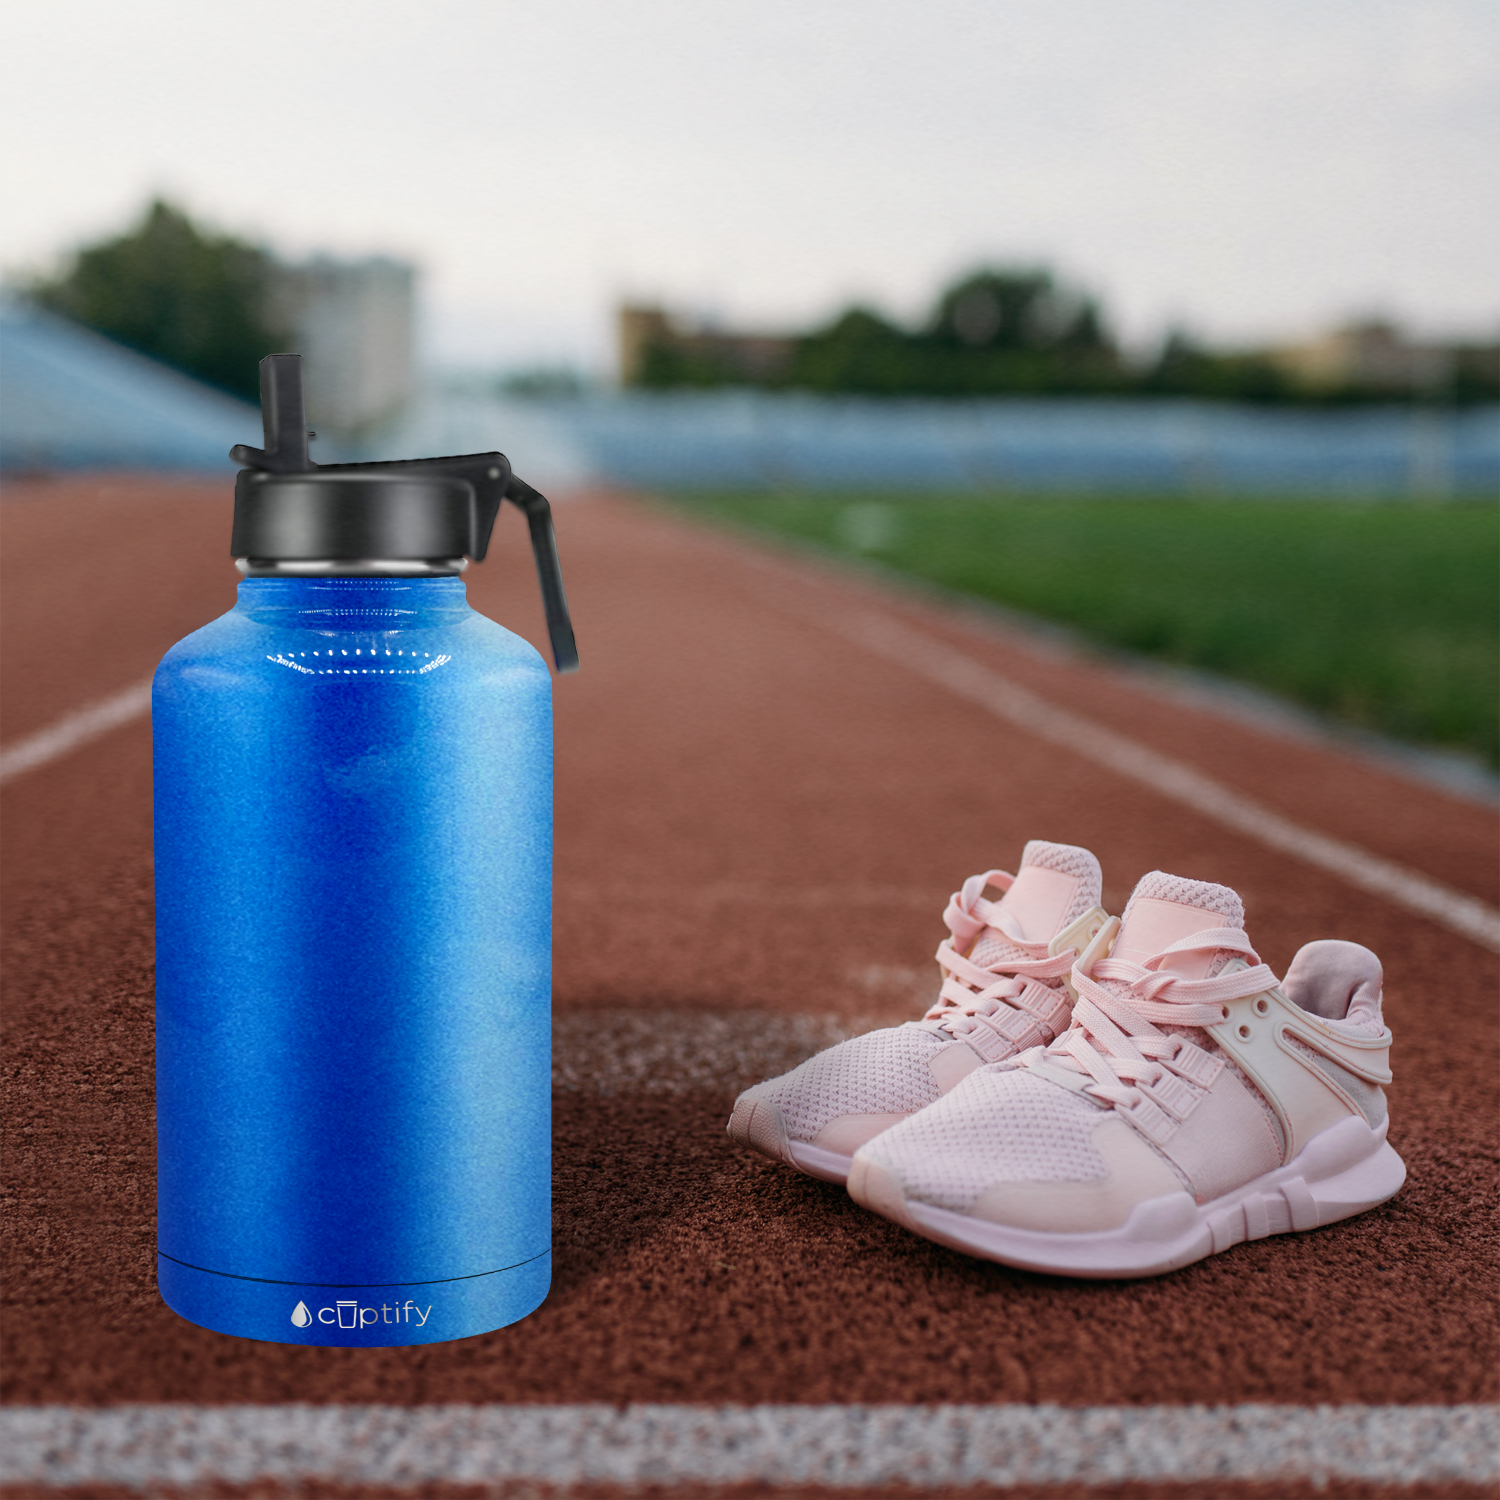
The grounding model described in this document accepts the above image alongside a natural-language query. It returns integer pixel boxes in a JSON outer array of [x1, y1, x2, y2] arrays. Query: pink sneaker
[[727, 841, 1112, 1184], [847, 871, 1406, 1277]]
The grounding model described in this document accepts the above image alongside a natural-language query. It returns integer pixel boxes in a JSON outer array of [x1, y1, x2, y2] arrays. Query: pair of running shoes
[[727, 840, 1405, 1279]]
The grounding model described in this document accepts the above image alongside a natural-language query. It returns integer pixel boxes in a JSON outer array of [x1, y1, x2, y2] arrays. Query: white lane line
[[834, 609, 1500, 953], [0, 680, 152, 786], [3, 1404, 1494, 1488]]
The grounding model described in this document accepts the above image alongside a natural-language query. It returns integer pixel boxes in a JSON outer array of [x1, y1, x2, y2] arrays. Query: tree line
[[25, 201, 1499, 405], [632, 269, 1499, 405]]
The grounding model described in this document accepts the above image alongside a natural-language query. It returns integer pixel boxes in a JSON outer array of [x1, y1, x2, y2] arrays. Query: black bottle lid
[[231, 354, 577, 672]]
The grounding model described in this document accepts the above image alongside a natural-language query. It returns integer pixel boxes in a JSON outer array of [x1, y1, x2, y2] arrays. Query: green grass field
[[664, 492, 1500, 770]]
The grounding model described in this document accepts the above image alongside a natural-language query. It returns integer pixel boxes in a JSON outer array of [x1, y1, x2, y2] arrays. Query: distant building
[[274, 257, 416, 437], [617, 304, 796, 387], [1271, 320, 1493, 396], [617, 305, 669, 385]]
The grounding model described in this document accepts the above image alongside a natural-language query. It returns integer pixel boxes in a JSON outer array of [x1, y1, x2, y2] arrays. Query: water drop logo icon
[[291, 1300, 312, 1328]]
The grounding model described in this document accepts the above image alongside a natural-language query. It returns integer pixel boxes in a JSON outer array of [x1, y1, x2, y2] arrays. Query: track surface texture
[[2, 478, 1497, 1498]]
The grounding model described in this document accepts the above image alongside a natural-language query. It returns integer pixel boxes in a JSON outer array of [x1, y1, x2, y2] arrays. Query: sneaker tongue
[[970, 840, 1101, 967], [1112, 871, 1245, 980]]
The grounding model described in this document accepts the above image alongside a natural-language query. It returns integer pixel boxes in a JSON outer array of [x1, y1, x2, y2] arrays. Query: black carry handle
[[504, 475, 579, 674]]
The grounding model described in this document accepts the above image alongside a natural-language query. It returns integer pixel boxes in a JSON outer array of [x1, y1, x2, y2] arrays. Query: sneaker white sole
[[847, 1113, 1406, 1279], [726, 1095, 853, 1185]]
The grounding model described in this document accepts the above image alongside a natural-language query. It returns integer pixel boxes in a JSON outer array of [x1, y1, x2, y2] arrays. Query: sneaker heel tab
[[1283, 938, 1384, 1025]]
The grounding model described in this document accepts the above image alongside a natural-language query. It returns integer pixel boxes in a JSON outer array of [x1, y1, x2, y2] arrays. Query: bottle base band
[[157, 1250, 551, 1346]]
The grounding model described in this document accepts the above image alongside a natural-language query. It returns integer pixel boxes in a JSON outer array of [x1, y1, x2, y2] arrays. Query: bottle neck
[[233, 574, 472, 621], [236, 557, 468, 578]]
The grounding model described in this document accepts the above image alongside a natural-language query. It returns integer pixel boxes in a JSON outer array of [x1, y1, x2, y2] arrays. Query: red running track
[[2, 478, 1496, 1499]]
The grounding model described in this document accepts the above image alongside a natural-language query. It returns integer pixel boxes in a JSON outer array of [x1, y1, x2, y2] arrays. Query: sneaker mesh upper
[[742, 841, 1102, 1146], [861, 1068, 1110, 1212], [968, 932, 1030, 970], [749, 1024, 948, 1141]]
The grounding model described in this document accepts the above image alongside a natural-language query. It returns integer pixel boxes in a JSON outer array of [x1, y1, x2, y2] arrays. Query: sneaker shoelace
[[917, 869, 1079, 1058], [1020, 926, 1277, 1143]]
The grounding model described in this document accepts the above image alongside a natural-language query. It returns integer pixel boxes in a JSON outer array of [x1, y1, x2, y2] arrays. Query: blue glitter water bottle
[[153, 355, 577, 1346]]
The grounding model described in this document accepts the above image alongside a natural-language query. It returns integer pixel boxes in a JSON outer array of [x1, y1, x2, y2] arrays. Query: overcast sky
[[3, 0, 1497, 372]]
